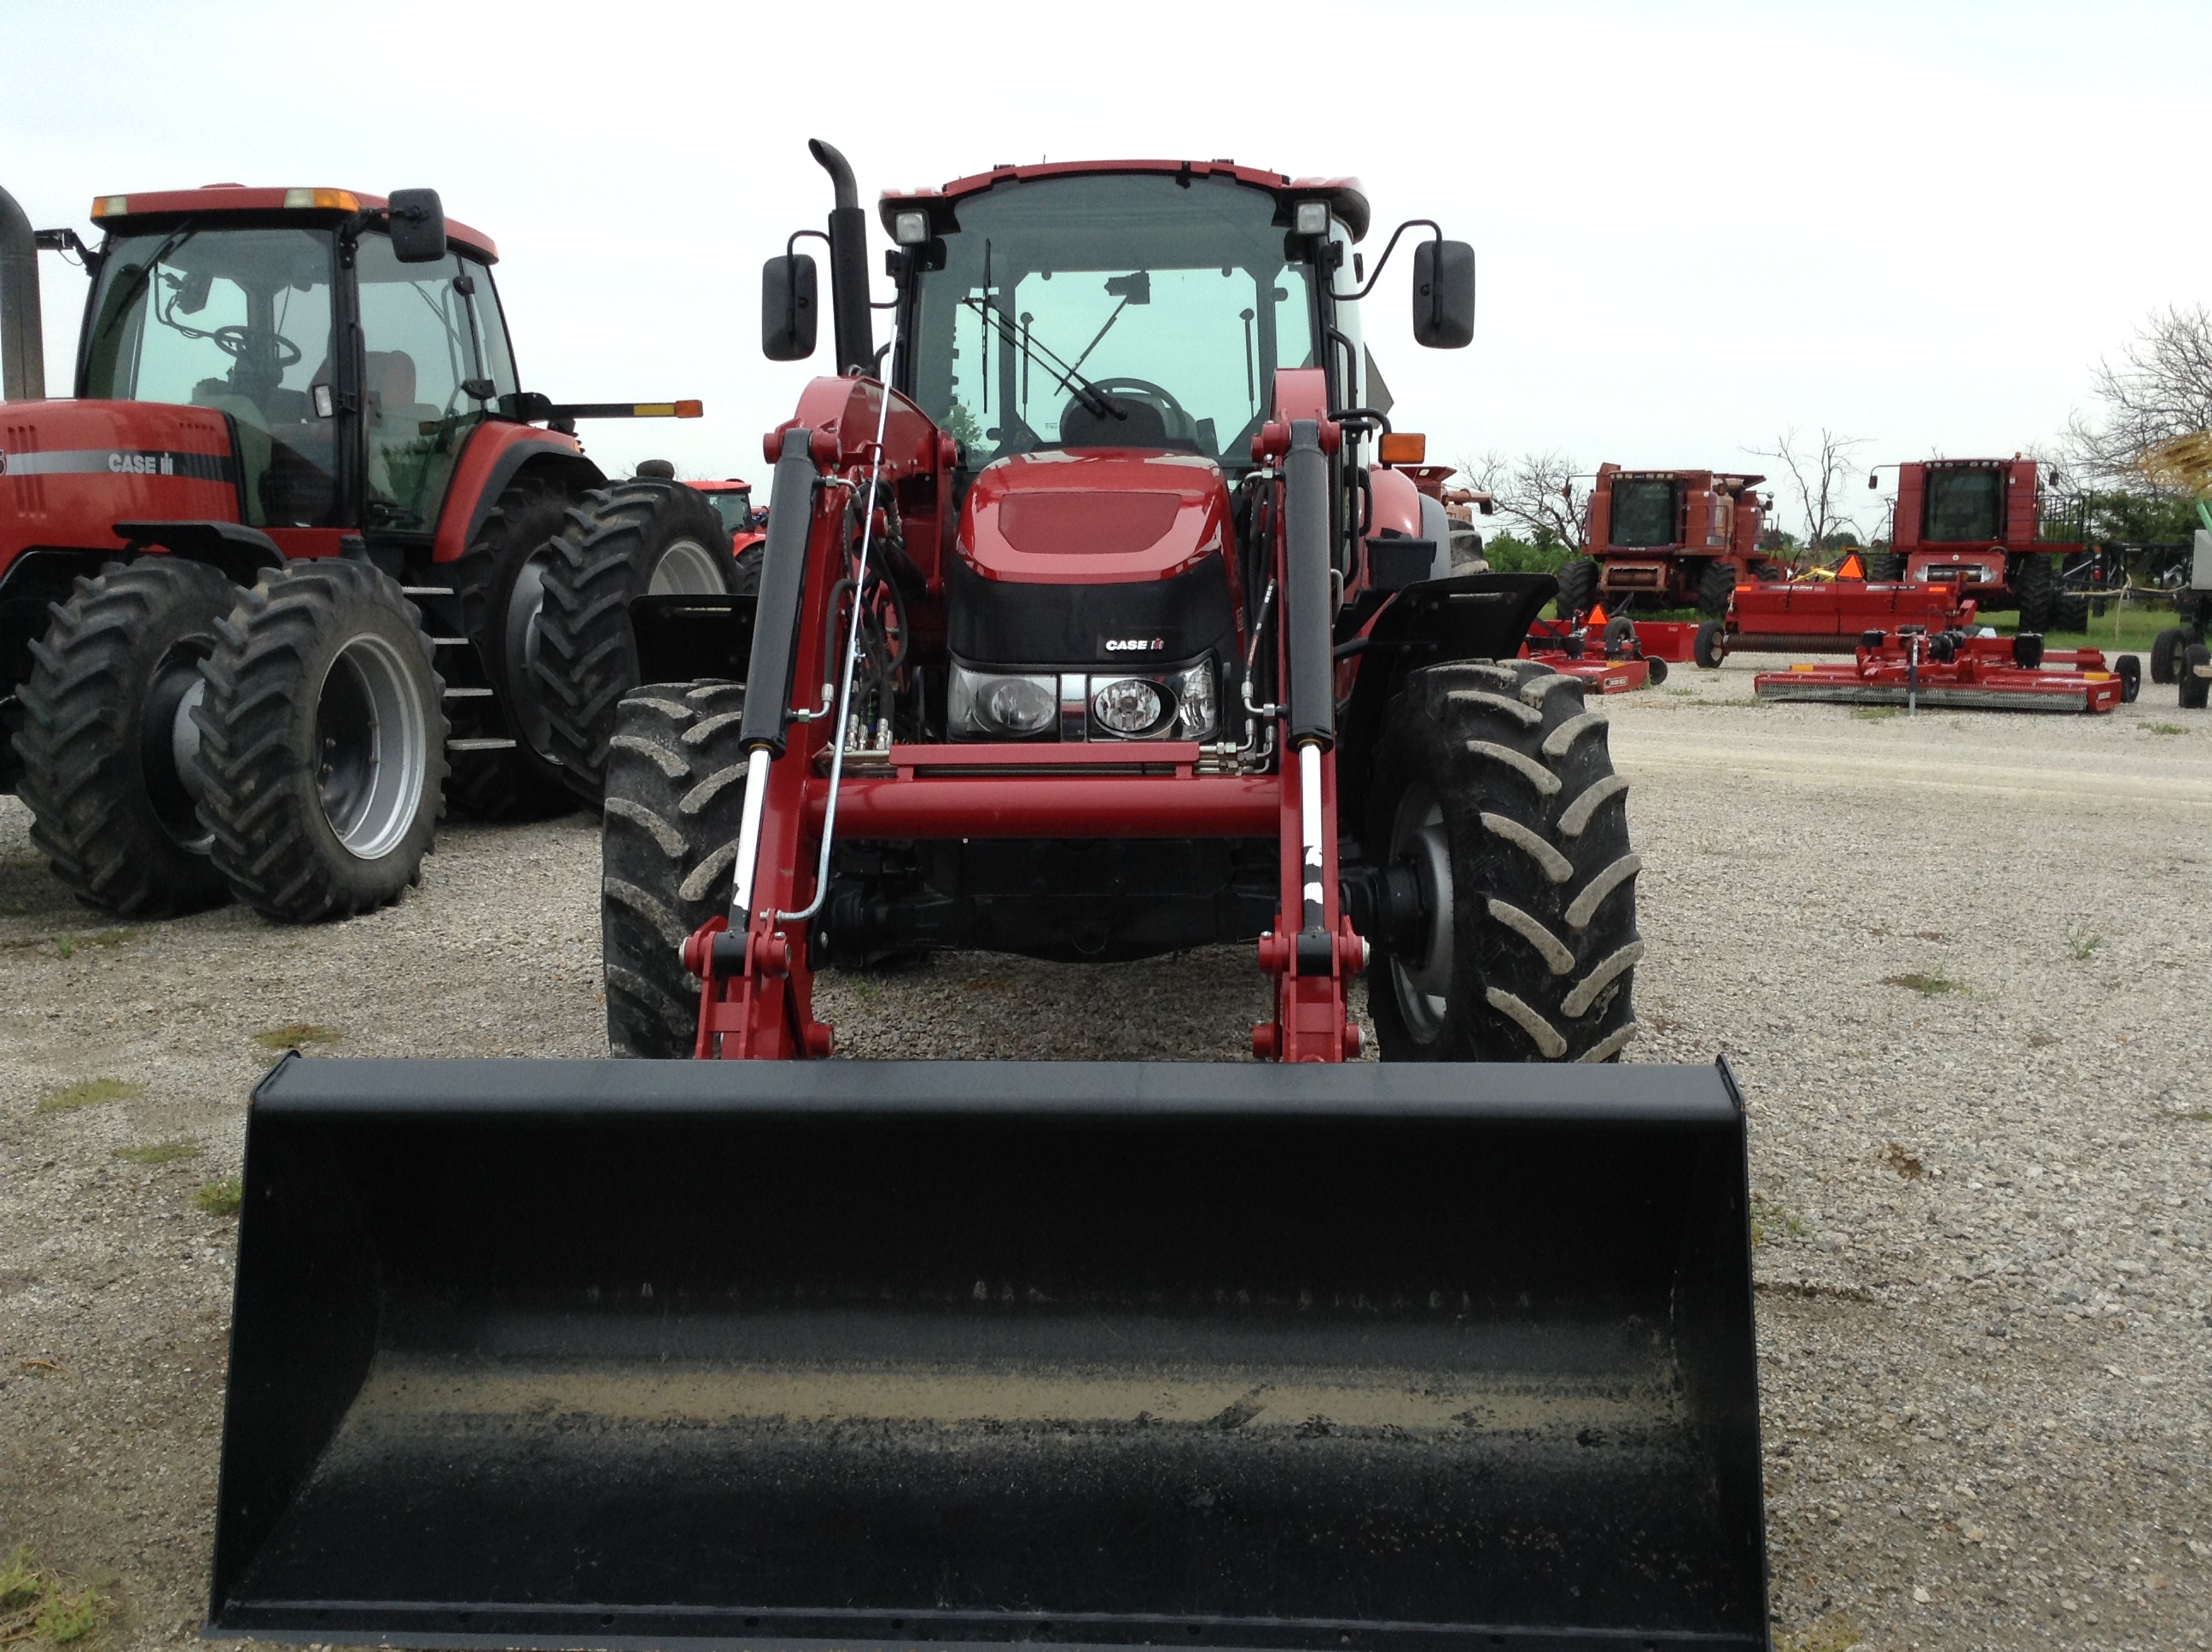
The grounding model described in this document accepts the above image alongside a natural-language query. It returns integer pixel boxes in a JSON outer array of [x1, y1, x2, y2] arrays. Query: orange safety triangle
[[1837, 551, 1866, 579], [1587, 602, 1609, 627]]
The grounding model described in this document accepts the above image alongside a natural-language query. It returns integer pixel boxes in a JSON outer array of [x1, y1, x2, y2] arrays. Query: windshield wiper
[[958, 294, 1124, 422]]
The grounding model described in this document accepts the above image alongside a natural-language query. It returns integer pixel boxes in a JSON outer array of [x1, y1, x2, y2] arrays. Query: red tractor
[[0, 183, 735, 921], [1866, 455, 2082, 632], [1555, 463, 1778, 617], [206, 145, 1770, 1652]]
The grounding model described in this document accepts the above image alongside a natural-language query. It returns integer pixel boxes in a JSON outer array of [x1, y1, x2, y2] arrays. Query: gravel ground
[[2, 654, 2208, 1652]]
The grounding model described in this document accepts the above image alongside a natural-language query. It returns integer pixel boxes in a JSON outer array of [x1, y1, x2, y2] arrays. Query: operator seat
[[364, 351, 439, 503], [1059, 395, 1169, 449]]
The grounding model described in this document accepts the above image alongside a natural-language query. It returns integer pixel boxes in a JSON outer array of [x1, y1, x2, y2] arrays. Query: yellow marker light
[[282, 188, 361, 212], [1790, 663, 1818, 672], [1377, 431, 1427, 465], [93, 195, 129, 217], [2084, 672, 2110, 681]]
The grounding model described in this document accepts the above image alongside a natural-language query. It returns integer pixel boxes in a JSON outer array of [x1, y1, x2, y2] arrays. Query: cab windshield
[[905, 174, 1318, 468], [1923, 467, 2004, 543], [82, 225, 339, 526]]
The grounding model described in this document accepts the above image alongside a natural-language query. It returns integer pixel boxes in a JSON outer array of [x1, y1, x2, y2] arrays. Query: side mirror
[[762, 253, 818, 362], [387, 189, 447, 264], [1867, 473, 1880, 490], [1412, 238, 1476, 349]]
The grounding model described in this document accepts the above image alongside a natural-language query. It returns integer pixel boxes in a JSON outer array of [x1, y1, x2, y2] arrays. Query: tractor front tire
[[534, 481, 734, 804], [450, 474, 583, 820], [1365, 659, 1641, 1063], [2181, 644, 2212, 712], [193, 561, 446, 922], [2011, 555, 2056, 633], [11, 558, 236, 916], [1552, 557, 1598, 620], [2150, 626, 2183, 685], [1696, 561, 1738, 618], [1693, 620, 1726, 669], [601, 681, 750, 1057]]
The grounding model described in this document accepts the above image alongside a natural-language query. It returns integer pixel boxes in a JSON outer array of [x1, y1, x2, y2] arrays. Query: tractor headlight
[[949, 663, 1056, 739], [1091, 678, 1167, 736]]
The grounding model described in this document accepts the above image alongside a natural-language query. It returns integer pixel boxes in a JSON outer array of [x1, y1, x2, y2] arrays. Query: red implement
[[1721, 576, 1976, 655], [1753, 629, 2133, 713]]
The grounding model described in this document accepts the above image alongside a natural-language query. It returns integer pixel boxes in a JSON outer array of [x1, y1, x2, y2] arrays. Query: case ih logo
[[109, 451, 177, 476], [1103, 637, 1167, 654]]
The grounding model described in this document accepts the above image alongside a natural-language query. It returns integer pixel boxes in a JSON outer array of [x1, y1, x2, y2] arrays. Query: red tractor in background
[[206, 144, 1770, 1652], [0, 183, 732, 921], [1554, 463, 1778, 618], [1866, 455, 2081, 632]]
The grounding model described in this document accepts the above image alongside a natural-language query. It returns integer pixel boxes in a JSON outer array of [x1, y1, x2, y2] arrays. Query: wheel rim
[[315, 633, 428, 860], [647, 538, 726, 596], [1387, 781, 1455, 1042], [140, 642, 215, 854], [504, 552, 555, 755]]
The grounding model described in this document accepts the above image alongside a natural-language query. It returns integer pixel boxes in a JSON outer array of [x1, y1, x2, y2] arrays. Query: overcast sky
[[7, 0, 2206, 540]]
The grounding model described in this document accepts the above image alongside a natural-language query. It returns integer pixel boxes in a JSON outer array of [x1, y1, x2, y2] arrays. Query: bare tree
[[2066, 304, 2212, 485], [1460, 451, 1586, 551], [1746, 428, 1866, 560]]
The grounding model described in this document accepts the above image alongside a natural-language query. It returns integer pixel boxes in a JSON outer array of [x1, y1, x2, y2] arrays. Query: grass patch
[[1665, 686, 1699, 696], [51, 927, 131, 960], [250, 1022, 341, 1051], [35, 1077, 144, 1114], [1879, 1142, 1926, 1180], [1749, 1193, 1807, 1246], [1882, 969, 1959, 997], [114, 1138, 199, 1166], [1850, 706, 1901, 721], [0, 1547, 102, 1644], [2068, 931, 2103, 960], [2145, 722, 2188, 736], [193, 1178, 243, 1218], [1776, 1614, 1862, 1652]]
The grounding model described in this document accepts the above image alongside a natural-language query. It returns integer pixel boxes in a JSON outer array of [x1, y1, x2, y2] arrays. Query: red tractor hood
[[2, 401, 241, 565], [958, 450, 1231, 586]]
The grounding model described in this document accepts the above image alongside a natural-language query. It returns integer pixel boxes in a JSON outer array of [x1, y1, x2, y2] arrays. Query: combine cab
[[1871, 456, 2081, 632], [0, 183, 725, 919], [1556, 464, 1778, 618], [207, 146, 1772, 1651]]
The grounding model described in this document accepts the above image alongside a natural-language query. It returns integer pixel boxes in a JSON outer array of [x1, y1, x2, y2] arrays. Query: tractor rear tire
[[193, 561, 446, 922], [2150, 626, 2183, 684], [1365, 659, 1641, 1063], [2053, 591, 2091, 635], [450, 474, 583, 820], [1696, 561, 1738, 618], [534, 481, 735, 804], [1693, 620, 1726, 669], [600, 680, 751, 1057], [10, 558, 236, 916], [1552, 557, 1598, 620], [2011, 554, 2056, 633], [2181, 644, 2212, 711]]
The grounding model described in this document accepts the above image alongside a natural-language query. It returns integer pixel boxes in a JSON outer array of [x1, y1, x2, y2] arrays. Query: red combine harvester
[[1696, 556, 1980, 667], [1555, 463, 1777, 618], [1754, 626, 2136, 712], [209, 146, 1770, 1651], [1868, 456, 2079, 632], [0, 183, 730, 921]]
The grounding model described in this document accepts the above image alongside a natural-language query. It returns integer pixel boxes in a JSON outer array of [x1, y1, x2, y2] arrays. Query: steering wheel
[[212, 324, 304, 370], [1083, 376, 1194, 439]]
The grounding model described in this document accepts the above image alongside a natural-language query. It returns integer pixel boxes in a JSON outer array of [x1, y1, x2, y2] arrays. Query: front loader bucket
[[212, 1058, 1769, 1651]]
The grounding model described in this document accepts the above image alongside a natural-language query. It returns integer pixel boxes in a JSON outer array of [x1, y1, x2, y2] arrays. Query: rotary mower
[[206, 145, 1771, 1652], [1695, 554, 1981, 666], [1754, 625, 2137, 713], [1519, 608, 1694, 691], [0, 182, 729, 922]]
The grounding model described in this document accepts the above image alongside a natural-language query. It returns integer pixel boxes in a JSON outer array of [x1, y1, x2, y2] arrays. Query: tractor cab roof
[[90, 186, 498, 262], [881, 159, 1371, 242]]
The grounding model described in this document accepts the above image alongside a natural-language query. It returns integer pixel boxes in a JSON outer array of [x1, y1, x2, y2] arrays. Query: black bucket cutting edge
[[208, 1057, 1770, 1651]]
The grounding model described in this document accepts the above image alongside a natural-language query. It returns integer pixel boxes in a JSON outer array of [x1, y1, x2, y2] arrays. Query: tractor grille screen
[[1924, 468, 2004, 542], [1609, 480, 1679, 548]]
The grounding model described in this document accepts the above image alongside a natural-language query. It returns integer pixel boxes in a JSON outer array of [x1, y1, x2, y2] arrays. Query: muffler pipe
[[810, 140, 876, 379], [0, 185, 44, 402]]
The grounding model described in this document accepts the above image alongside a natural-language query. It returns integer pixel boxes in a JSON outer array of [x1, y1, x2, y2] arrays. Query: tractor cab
[[73, 188, 518, 546]]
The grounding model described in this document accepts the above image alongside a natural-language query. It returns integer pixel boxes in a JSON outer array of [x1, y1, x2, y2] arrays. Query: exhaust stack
[[0, 185, 44, 401]]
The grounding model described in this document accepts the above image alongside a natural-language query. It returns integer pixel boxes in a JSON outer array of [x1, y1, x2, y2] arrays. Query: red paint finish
[[1754, 633, 2125, 713], [1583, 463, 1774, 607], [960, 451, 1231, 585], [1886, 458, 2081, 604], [1725, 576, 1976, 651], [1, 401, 237, 570], [428, 421, 589, 562], [96, 186, 498, 260], [881, 160, 1371, 241], [816, 773, 1279, 839]]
